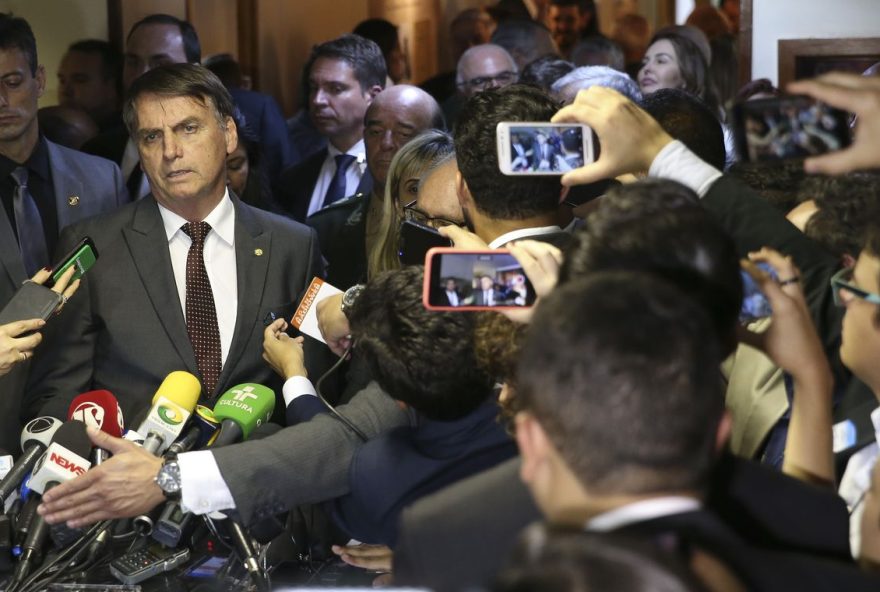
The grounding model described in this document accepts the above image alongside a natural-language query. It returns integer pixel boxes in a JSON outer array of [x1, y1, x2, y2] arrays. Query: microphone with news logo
[[10, 421, 91, 588], [0, 418, 63, 510], [138, 371, 201, 456], [67, 390, 125, 465]]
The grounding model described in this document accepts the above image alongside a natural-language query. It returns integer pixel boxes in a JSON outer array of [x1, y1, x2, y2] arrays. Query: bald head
[[456, 44, 518, 97], [365, 85, 445, 192], [417, 157, 464, 226]]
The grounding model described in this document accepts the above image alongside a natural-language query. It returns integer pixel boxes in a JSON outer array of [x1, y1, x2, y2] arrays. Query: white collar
[[872, 406, 880, 445], [585, 496, 702, 532], [489, 225, 563, 249], [158, 188, 235, 247], [328, 138, 366, 162]]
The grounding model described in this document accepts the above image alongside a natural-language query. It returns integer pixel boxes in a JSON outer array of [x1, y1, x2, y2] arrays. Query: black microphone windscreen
[[52, 421, 92, 459]]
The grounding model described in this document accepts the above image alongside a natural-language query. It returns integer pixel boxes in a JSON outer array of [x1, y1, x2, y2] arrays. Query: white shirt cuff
[[282, 375, 317, 407], [648, 140, 723, 198], [178, 450, 236, 515]]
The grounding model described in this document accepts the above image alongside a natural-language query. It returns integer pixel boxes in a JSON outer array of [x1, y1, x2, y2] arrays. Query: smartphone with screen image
[[739, 262, 777, 324], [496, 122, 594, 175], [423, 247, 536, 311], [48, 236, 98, 288], [398, 220, 452, 266], [730, 95, 851, 164]]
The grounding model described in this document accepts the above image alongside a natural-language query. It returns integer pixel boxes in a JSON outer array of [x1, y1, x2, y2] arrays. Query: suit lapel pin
[[67, 195, 80, 206], [254, 248, 263, 256]]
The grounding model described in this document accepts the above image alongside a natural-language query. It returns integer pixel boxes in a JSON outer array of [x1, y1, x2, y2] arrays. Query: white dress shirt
[[306, 139, 367, 217], [157, 189, 238, 365], [648, 140, 723, 198], [586, 496, 702, 532], [839, 406, 880, 557], [489, 225, 563, 249]]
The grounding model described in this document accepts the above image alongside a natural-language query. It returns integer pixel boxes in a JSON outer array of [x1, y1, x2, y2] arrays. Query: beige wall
[[254, 0, 369, 115], [5, 0, 109, 108]]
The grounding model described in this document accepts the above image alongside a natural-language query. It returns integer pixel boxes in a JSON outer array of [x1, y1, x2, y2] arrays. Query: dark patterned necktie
[[182, 221, 222, 396], [322, 153, 356, 209], [10, 167, 49, 276]]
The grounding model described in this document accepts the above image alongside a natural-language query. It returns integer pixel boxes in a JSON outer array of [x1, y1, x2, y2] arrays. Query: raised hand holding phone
[[738, 247, 834, 486]]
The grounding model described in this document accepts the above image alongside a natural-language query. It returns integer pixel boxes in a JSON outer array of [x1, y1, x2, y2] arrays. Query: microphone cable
[[12, 519, 110, 592], [314, 345, 368, 443]]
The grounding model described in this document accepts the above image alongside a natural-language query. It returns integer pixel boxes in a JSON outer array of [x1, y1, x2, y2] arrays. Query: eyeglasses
[[457, 70, 518, 92], [403, 200, 462, 229], [831, 267, 880, 306]]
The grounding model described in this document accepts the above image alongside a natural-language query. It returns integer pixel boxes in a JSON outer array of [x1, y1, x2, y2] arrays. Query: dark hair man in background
[[83, 13, 200, 200], [56, 39, 122, 132], [276, 34, 386, 222]]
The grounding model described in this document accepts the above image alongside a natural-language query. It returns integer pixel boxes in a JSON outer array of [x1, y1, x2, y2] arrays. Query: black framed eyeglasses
[[457, 70, 518, 91], [403, 200, 462, 229], [831, 267, 880, 306]]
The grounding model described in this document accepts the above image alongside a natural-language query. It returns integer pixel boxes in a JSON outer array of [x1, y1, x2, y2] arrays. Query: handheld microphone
[[229, 520, 269, 592], [67, 390, 124, 465], [210, 384, 276, 448], [11, 421, 91, 588], [27, 421, 92, 496], [166, 405, 220, 456], [0, 449, 13, 480], [137, 371, 201, 456], [0, 418, 62, 507]]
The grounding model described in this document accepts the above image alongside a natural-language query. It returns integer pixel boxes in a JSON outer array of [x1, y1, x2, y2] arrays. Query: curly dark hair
[[799, 173, 880, 260], [348, 266, 494, 421]]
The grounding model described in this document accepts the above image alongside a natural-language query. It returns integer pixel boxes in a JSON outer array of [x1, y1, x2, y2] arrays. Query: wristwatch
[[155, 455, 182, 501], [340, 284, 365, 319]]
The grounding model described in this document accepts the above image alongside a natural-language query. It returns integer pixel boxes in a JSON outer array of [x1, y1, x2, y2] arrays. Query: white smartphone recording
[[496, 122, 593, 175]]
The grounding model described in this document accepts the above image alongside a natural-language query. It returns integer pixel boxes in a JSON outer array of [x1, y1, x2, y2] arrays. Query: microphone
[[165, 405, 220, 457], [229, 520, 269, 591], [11, 421, 91, 588], [137, 371, 201, 456], [67, 390, 124, 465], [210, 384, 276, 448], [0, 418, 62, 507]]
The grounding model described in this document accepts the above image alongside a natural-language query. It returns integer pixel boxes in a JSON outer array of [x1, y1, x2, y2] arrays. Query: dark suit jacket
[[229, 88, 292, 186], [212, 381, 409, 525], [329, 399, 517, 547], [306, 191, 371, 290], [0, 141, 125, 454], [24, 194, 322, 427], [276, 148, 373, 222], [393, 453, 855, 591], [621, 509, 880, 592], [80, 124, 128, 165]]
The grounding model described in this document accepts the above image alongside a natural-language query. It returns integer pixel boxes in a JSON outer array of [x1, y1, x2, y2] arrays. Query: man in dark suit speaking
[[24, 63, 321, 422]]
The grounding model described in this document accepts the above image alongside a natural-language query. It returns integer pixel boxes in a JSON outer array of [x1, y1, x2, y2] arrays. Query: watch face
[[157, 462, 181, 493]]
